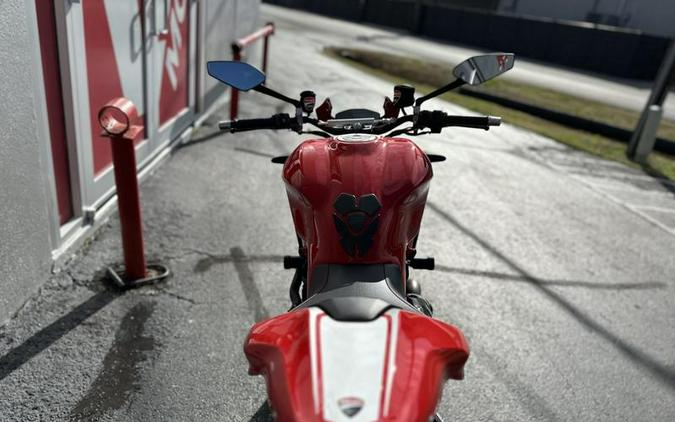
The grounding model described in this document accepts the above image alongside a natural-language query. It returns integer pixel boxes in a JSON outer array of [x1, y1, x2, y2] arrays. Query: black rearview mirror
[[453, 53, 515, 86], [207, 61, 266, 91]]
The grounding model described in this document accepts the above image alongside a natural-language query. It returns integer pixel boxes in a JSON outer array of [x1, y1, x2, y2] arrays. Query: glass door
[[144, 0, 196, 154], [58, 0, 153, 210], [57, 0, 197, 213]]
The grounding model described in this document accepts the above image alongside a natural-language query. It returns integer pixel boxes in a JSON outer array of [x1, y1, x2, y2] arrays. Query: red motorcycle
[[208, 52, 514, 422]]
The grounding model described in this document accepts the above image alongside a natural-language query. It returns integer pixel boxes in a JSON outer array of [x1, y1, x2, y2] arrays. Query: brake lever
[[407, 130, 432, 136], [388, 123, 428, 137], [387, 127, 413, 137]]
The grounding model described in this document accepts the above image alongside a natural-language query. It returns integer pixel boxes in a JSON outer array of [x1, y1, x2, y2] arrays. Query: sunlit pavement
[[1, 8, 675, 422], [263, 4, 675, 122]]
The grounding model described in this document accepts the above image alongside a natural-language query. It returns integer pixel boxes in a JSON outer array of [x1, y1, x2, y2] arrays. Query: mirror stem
[[415, 79, 465, 107], [254, 85, 302, 108]]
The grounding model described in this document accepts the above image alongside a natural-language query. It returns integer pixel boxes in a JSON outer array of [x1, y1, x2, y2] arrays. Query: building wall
[[0, 0, 261, 325], [202, 0, 262, 109], [0, 0, 55, 324], [436, 0, 500, 10], [627, 0, 675, 38], [499, 0, 675, 37]]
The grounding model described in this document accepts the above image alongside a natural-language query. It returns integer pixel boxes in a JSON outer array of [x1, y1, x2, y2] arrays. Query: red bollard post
[[98, 98, 169, 288], [230, 22, 275, 120], [262, 36, 269, 74], [262, 22, 274, 74], [230, 48, 242, 120]]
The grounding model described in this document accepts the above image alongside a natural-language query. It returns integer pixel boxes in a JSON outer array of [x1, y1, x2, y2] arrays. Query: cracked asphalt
[[2, 6, 675, 422]]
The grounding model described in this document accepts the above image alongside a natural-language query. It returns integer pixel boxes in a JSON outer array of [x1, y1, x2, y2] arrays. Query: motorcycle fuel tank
[[283, 135, 433, 287], [245, 307, 469, 422]]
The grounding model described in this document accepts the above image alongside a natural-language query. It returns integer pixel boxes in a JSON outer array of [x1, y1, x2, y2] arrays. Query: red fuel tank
[[283, 135, 432, 287]]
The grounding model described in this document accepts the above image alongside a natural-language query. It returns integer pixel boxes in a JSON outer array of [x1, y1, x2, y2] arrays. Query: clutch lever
[[301, 130, 331, 138]]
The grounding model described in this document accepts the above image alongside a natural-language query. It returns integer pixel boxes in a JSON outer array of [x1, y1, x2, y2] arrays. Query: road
[[1, 6, 675, 422], [263, 3, 675, 121]]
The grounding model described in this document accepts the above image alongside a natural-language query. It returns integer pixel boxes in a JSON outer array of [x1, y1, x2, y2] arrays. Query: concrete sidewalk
[[263, 3, 675, 121], [1, 14, 675, 422]]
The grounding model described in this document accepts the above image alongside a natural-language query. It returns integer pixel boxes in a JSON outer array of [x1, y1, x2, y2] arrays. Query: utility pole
[[359, 0, 368, 22], [627, 38, 675, 163], [412, 0, 424, 33], [591, 0, 601, 14]]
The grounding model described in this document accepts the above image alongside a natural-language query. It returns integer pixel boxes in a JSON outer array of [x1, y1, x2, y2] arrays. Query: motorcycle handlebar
[[219, 114, 297, 132], [218, 112, 501, 135], [417, 111, 501, 132], [443, 115, 501, 129]]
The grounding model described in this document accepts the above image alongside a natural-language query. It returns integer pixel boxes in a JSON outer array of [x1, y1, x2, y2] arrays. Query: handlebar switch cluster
[[418, 110, 448, 133]]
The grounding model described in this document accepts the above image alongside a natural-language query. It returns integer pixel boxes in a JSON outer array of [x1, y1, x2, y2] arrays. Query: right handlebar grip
[[443, 115, 500, 129]]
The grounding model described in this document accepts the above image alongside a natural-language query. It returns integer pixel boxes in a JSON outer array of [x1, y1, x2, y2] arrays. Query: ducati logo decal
[[333, 193, 381, 257], [338, 397, 365, 417]]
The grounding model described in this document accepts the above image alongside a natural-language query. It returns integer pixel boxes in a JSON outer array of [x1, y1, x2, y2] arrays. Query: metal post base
[[632, 105, 664, 163], [107, 263, 170, 290]]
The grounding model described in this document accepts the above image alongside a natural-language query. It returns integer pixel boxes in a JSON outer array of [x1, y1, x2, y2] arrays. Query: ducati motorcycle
[[207, 52, 515, 421]]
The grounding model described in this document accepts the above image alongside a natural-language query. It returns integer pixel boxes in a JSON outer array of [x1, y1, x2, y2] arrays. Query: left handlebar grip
[[219, 114, 295, 133], [221, 117, 276, 132]]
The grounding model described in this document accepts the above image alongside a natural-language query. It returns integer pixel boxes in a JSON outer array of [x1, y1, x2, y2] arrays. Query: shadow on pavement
[[233, 147, 277, 159], [638, 161, 675, 196], [434, 265, 667, 291], [249, 401, 274, 421], [192, 252, 284, 274], [0, 289, 119, 382], [427, 201, 675, 391], [69, 302, 157, 420], [175, 130, 224, 150], [355, 33, 404, 43], [230, 247, 272, 323]]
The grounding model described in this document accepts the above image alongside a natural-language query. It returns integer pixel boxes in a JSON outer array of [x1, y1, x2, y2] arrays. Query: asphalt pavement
[[262, 4, 675, 121], [1, 7, 675, 422]]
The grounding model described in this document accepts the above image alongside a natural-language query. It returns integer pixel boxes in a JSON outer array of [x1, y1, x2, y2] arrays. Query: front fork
[[286, 236, 308, 308], [407, 241, 436, 317], [284, 255, 307, 308]]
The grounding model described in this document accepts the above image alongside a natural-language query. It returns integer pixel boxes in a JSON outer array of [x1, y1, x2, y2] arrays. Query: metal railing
[[230, 22, 275, 120]]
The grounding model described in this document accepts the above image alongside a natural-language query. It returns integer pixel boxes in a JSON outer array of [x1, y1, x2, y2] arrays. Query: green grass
[[324, 47, 675, 182]]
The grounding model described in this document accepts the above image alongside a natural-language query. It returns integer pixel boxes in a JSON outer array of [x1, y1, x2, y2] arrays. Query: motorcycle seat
[[296, 264, 420, 321]]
